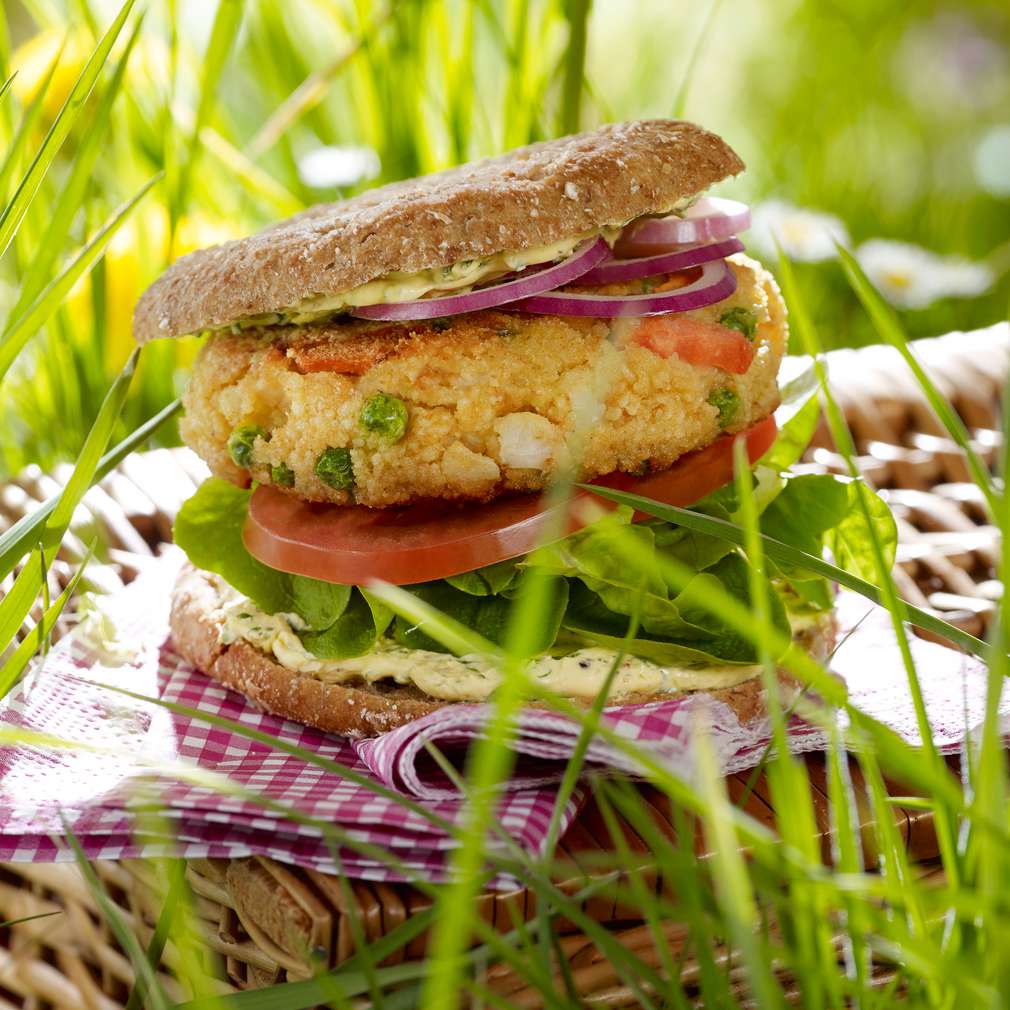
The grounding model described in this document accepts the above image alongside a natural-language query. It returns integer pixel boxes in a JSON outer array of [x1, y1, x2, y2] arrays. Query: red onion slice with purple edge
[[578, 236, 745, 285], [350, 237, 609, 321], [617, 197, 751, 252], [510, 259, 737, 317]]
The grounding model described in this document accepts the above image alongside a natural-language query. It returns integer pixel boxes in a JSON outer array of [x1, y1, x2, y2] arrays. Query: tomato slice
[[633, 316, 755, 374], [243, 416, 777, 586]]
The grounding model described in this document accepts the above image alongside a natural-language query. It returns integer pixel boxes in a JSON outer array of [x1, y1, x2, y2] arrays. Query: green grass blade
[[0, 44, 62, 202], [13, 17, 142, 315], [836, 243, 1002, 519], [734, 437, 840, 1009], [672, 0, 724, 118], [777, 247, 964, 886], [0, 397, 181, 582], [194, 125, 302, 216], [0, 361, 131, 662], [541, 591, 642, 860], [366, 581, 501, 657], [559, 0, 591, 134], [856, 736, 930, 929], [416, 739, 669, 1008], [0, 177, 158, 384], [172, 0, 243, 230], [693, 721, 785, 1008], [60, 819, 172, 1010], [0, 551, 44, 648], [418, 478, 579, 1010], [961, 306, 1010, 992], [734, 607, 869, 810], [825, 729, 870, 995], [177, 910, 455, 1010], [317, 845, 382, 1009], [122, 858, 187, 1010], [0, 1, 135, 260], [0, 910, 61, 928], [593, 780, 683, 1003], [733, 439, 783, 741], [42, 349, 138, 553], [761, 367, 820, 470], [208, 877, 638, 1010], [247, 4, 393, 159], [0, 353, 136, 663], [0, 553, 86, 693]]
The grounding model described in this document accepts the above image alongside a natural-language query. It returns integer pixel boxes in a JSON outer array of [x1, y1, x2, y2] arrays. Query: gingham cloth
[[0, 550, 997, 884]]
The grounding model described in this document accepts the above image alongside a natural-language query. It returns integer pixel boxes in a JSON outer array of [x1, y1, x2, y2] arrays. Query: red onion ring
[[577, 237, 745, 285], [617, 198, 751, 253], [511, 259, 737, 317], [350, 237, 609, 321]]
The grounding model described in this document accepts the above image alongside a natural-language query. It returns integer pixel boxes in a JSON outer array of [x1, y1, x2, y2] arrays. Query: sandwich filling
[[174, 442, 859, 704], [210, 575, 833, 702], [171, 254, 870, 707]]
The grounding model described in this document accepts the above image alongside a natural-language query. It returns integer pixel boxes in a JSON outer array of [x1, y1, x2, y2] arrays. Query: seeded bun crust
[[134, 120, 743, 343], [170, 565, 833, 739]]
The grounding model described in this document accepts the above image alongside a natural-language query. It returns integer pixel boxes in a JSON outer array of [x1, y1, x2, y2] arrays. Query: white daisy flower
[[298, 145, 381, 190], [749, 200, 850, 262], [855, 239, 994, 310], [974, 124, 1010, 198]]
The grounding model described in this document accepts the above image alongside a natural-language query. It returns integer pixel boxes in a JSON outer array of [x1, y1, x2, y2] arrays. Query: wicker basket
[[0, 326, 1005, 1008]]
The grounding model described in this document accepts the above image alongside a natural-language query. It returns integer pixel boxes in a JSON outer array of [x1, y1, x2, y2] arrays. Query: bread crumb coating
[[180, 255, 786, 508]]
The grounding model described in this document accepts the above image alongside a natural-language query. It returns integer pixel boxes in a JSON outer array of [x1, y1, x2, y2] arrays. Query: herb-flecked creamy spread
[[213, 584, 825, 703], [232, 197, 696, 329]]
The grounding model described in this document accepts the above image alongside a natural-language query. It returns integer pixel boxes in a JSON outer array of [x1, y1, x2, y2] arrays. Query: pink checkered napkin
[[0, 629, 574, 885], [0, 549, 998, 885], [355, 701, 823, 800]]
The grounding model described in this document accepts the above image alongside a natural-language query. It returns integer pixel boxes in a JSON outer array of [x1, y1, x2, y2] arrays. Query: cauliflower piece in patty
[[180, 254, 786, 508]]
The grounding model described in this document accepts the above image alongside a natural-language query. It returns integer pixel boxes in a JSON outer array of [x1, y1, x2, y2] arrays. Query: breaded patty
[[180, 255, 787, 507]]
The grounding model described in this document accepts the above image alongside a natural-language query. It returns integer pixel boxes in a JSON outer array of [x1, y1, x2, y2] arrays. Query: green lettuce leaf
[[174, 478, 390, 659], [299, 592, 393, 659], [290, 578, 352, 631], [443, 558, 520, 596], [760, 473, 851, 557], [174, 477, 296, 614], [536, 505, 792, 664], [562, 554, 790, 665], [828, 479, 898, 582], [760, 365, 820, 471], [651, 465, 784, 573], [393, 577, 568, 654], [757, 472, 849, 610]]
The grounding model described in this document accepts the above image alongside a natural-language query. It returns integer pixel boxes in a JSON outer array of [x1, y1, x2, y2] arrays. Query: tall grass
[[0, 2, 1008, 1008]]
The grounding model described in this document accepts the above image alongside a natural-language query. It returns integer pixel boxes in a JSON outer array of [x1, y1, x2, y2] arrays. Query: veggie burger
[[135, 120, 838, 738]]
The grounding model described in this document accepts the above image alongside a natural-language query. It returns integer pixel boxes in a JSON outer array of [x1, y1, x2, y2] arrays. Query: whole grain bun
[[135, 120, 743, 343], [170, 565, 832, 739]]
